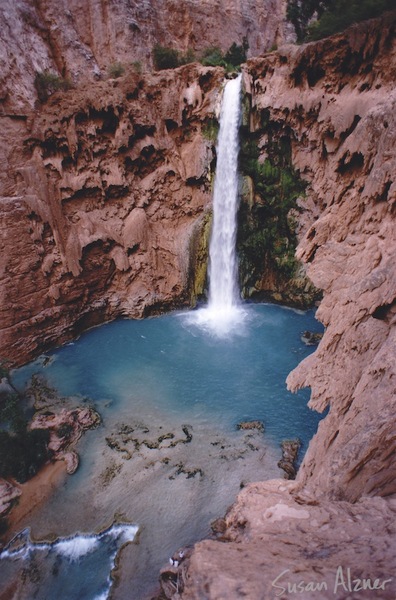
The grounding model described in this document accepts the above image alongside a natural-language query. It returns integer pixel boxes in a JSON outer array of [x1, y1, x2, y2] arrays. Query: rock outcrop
[[30, 406, 100, 473], [0, 479, 21, 518], [162, 480, 396, 599], [1, 64, 224, 365], [158, 13, 396, 598]]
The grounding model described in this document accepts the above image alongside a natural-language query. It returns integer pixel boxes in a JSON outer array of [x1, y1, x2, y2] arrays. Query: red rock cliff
[[0, 64, 225, 364], [238, 10, 396, 504]]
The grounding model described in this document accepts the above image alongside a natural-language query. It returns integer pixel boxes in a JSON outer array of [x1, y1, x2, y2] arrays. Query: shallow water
[[3, 304, 324, 599]]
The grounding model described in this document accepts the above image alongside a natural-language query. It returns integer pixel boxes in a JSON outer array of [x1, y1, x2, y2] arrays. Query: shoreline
[[4, 460, 67, 543]]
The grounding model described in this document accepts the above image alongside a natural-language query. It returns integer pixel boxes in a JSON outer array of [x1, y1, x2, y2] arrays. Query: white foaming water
[[54, 535, 100, 561], [188, 74, 246, 337], [1, 523, 138, 562], [1, 523, 138, 599]]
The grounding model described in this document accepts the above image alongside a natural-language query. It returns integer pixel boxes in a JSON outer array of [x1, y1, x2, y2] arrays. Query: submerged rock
[[236, 420, 264, 432], [62, 451, 79, 475], [301, 331, 323, 346], [30, 406, 101, 468]]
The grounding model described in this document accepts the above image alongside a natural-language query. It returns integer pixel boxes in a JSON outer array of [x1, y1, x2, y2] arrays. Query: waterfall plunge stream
[[188, 74, 247, 336]]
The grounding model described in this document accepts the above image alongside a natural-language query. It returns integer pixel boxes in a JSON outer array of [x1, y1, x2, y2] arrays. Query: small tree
[[153, 45, 180, 70], [179, 48, 196, 65], [224, 41, 247, 67], [34, 70, 73, 103], [201, 47, 227, 68]]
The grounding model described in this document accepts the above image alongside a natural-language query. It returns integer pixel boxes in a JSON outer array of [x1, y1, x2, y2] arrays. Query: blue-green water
[[3, 304, 324, 599], [12, 304, 321, 446]]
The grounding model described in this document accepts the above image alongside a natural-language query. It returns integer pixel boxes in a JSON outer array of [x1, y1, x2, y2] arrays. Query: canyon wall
[[159, 12, 396, 599], [0, 64, 224, 365], [0, 0, 292, 113], [247, 11, 396, 503]]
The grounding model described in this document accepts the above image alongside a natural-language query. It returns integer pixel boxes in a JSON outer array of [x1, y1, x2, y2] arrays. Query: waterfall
[[187, 74, 247, 336], [208, 74, 242, 311]]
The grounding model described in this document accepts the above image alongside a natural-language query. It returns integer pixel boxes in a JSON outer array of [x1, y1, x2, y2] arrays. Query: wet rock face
[[244, 11, 396, 502], [0, 65, 223, 365]]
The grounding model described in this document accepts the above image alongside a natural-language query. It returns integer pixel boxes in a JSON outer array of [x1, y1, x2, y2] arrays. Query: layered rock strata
[[1, 64, 224, 365], [159, 13, 396, 598], [0, 0, 292, 113]]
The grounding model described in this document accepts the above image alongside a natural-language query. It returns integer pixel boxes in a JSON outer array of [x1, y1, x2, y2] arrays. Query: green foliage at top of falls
[[287, 0, 395, 42], [153, 39, 248, 72]]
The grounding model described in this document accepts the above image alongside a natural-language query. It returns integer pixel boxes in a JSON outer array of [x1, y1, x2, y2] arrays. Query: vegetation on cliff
[[236, 119, 316, 306], [34, 70, 73, 103], [153, 40, 248, 72], [0, 383, 50, 483], [287, 0, 395, 41]]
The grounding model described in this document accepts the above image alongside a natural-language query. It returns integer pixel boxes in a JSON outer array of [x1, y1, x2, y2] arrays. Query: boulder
[[0, 478, 21, 517]]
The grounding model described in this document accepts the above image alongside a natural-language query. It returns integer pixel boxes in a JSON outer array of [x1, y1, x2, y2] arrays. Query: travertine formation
[[0, 479, 21, 518], [1, 64, 224, 364]]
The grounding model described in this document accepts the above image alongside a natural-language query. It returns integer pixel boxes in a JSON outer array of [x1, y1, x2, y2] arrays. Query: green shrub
[[224, 40, 248, 67], [201, 41, 247, 71], [201, 47, 227, 68], [131, 60, 142, 73], [202, 118, 219, 142], [0, 393, 26, 434], [108, 62, 125, 78], [179, 49, 196, 65], [0, 361, 9, 379], [0, 384, 50, 482], [34, 70, 73, 102], [153, 45, 180, 70], [152, 40, 247, 72], [307, 0, 395, 40]]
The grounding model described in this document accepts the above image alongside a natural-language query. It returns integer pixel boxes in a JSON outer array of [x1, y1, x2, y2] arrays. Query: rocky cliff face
[[0, 64, 224, 365], [158, 13, 396, 599], [0, 0, 292, 113]]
